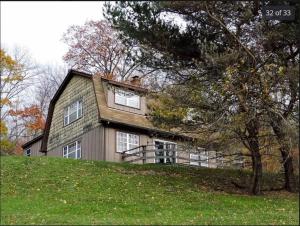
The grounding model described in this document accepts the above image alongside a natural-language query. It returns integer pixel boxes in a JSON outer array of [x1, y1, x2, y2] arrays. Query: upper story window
[[63, 140, 81, 159], [116, 131, 139, 153], [64, 99, 82, 126], [115, 89, 140, 109], [24, 148, 31, 157]]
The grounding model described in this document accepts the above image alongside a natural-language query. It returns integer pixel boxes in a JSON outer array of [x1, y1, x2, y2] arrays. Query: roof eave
[[100, 118, 193, 141], [22, 134, 44, 149]]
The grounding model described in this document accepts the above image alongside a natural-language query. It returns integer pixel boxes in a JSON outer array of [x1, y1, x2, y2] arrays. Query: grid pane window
[[115, 89, 140, 109], [199, 150, 209, 167], [190, 154, 200, 166], [63, 141, 81, 159], [64, 99, 83, 125], [154, 141, 177, 164], [117, 132, 139, 153], [190, 150, 209, 167], [115, 90, 127, 105]]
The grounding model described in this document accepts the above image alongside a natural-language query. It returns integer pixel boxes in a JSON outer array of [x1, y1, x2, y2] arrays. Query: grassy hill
[[1, 156, 299, 225]]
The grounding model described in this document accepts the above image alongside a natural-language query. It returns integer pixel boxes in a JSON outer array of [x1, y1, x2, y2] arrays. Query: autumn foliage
[[8, 105, 45, 132]]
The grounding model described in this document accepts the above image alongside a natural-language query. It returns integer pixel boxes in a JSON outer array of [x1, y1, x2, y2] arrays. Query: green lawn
[[1, 156, 299, 225]]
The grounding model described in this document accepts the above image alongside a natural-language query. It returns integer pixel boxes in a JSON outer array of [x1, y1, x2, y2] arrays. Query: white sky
[[1, 1, 105, 66]]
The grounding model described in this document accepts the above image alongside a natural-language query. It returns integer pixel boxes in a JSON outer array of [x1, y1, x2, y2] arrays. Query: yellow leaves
[[3, 75, 24, 82], [0, 49, 17, 69], [0, 121, 8, 135], [225, 66, 237, 78], [278, 66, 285, 76], [0, 98, 12, 106]]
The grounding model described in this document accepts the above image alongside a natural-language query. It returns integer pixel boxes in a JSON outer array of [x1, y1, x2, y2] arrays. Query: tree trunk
[[251, 150, 263, 195], [246, 119, 262, 195], [270, 116, 296, 192], [280, 145, 296, 192]]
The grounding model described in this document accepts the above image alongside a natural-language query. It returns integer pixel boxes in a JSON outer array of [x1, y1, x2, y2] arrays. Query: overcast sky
[[1, 1, 105, 66]]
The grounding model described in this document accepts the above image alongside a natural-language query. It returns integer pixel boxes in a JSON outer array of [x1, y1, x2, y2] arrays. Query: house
[[22, 69, 218, 167]]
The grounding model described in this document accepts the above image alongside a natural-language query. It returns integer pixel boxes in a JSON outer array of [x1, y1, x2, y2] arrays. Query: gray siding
[[47, 126, 104, 161], [103, 127, 207, 165], [25, 139, 43, 157], [47, 75, 99, 152], [81, 126, 104, 160], [104, 127, 149, 163]]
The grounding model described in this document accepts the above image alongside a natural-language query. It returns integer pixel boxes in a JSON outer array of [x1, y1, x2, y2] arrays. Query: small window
[[115, 89, 140, 109], [64, 99, 83, 126], [24, 149, 31, 157], [63, 141, 81, 159], [116, 131, 139, 153]]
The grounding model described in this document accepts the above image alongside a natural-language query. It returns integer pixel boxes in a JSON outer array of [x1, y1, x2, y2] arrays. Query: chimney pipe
[[130, 76, 141, 86]]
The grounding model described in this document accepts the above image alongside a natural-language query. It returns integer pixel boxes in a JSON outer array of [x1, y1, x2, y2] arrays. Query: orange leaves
[[8, 105, 45, 132]]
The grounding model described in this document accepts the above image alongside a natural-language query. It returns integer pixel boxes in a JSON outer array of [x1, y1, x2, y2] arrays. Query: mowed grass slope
[[1, 156, 299, 225]]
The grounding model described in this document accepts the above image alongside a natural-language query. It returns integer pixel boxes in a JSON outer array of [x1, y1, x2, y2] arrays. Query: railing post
[[121, 151, 125, 161], [142, 145, 146, 164]]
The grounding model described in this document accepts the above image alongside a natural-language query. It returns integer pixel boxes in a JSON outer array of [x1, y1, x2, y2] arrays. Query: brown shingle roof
[[92, 76, 194, 141], [92, 75, 156, 130], [41, 70, 194, 153]]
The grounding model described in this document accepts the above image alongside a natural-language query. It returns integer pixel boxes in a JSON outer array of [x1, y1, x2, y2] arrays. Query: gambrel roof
[[41, 69, 193, 153]]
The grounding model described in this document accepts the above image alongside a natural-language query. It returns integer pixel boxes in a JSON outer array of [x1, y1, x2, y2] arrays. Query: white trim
[[199, 150, 209, 167], [63, 140, 81, 159], [190, 153, 200, 166], [153, 139, 177, 164], [64, 99, 83, 126], [116, 131, 140, 153], [115, 89, 140, 109], [189, 150, 209, 167]]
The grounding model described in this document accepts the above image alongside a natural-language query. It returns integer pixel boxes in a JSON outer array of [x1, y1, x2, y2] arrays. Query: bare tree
[[62, 20, 155, 81], [35, 64, 67, 118], [1, 47, 40, 153], [1, 47, 39, 121]]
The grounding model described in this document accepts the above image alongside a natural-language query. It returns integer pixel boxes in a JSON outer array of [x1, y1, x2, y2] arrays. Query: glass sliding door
[[154, 140, 176, 164]]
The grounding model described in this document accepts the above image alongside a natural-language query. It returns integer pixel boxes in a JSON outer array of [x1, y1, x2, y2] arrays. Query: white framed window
[[64, 99, 83, 126], [115, 89, 140, 109], [24, 148, 31, 157], [116, 131, 139, 153], [190, 153, 200, 166], [154, 140, 177, 164], [63, 140, 81, 159], [200, 150, 209, 167], [190, 150, 209, 167]]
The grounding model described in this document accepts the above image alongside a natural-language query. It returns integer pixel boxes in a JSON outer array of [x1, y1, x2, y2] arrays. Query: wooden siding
[[47, 126, 104, 161], [25, 139, 43, 157], [103, 127, 207, 165], [104, 127, 150, 163], [47, 75, 99, 152], [81, 126, 104, 160]]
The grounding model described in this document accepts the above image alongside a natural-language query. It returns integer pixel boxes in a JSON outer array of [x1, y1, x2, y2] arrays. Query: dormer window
[[64, 99, 83, 126], [115, 89, 140, 109]]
